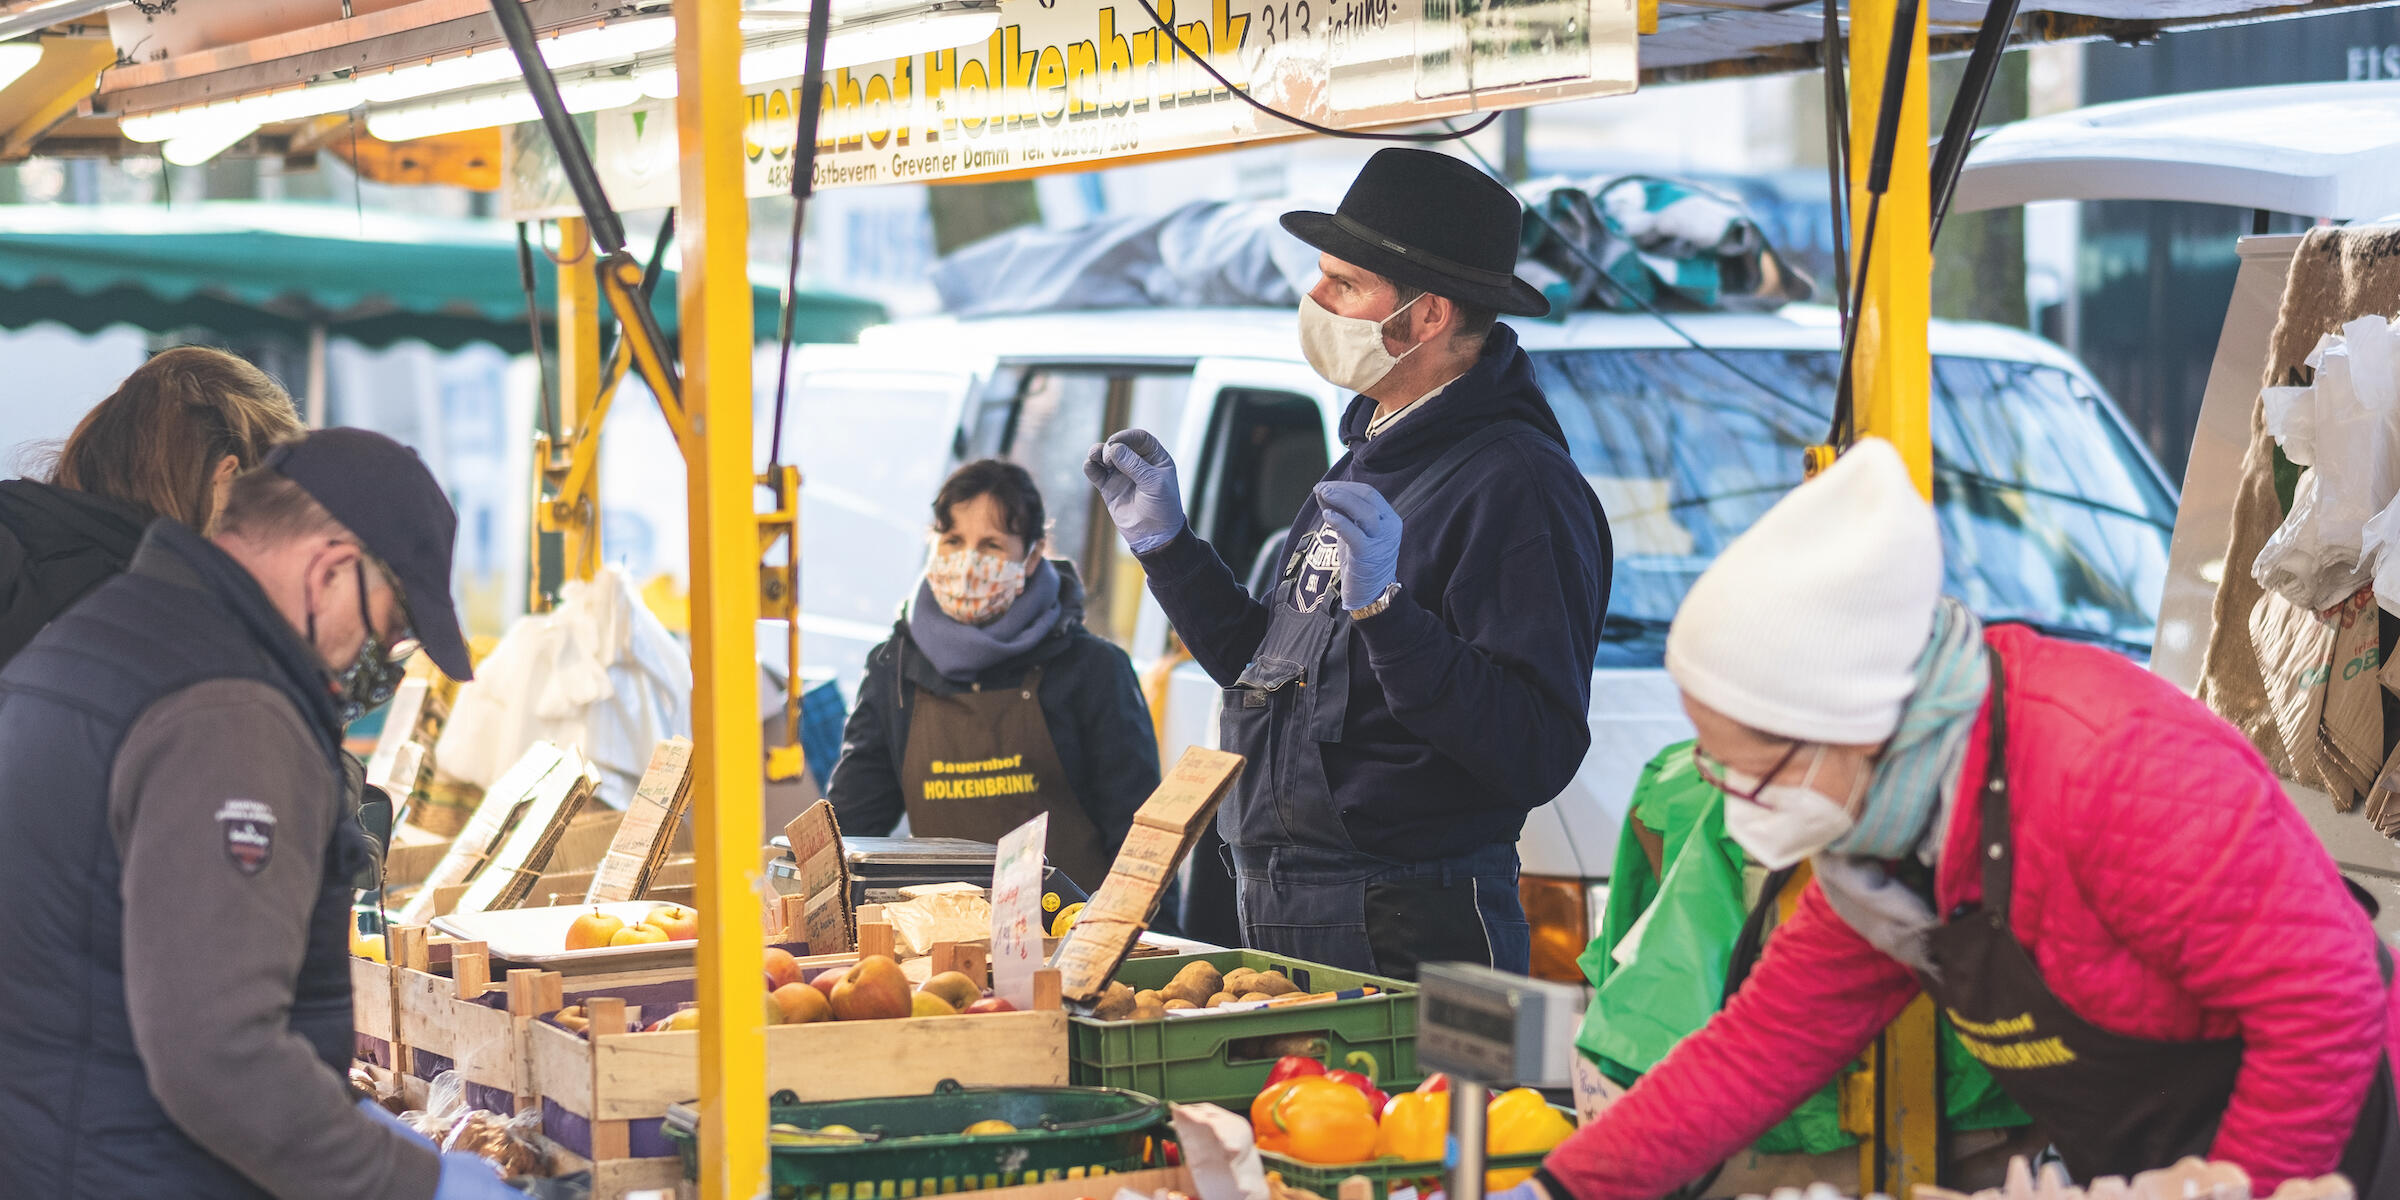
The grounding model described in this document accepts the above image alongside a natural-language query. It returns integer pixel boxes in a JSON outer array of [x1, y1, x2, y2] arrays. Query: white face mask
[[1716, 745, 1865, 870], [1298, 291, 1425, 394]]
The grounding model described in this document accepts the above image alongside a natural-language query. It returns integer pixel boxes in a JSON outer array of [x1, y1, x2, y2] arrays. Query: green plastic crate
[[1068, 951, 1418, 1110], [662, 1079, 1168, 1200], [1258, 1145, 1552, 1200], [1258, 1103, 1577, 1200]]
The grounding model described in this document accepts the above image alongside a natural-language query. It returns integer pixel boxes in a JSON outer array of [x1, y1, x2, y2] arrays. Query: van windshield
[[1530, 348, 2178, 668]]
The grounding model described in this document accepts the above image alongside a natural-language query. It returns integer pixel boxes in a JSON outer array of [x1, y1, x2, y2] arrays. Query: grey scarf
[[1814, 599, 1989, 976], [906, 558, 1063, 682]]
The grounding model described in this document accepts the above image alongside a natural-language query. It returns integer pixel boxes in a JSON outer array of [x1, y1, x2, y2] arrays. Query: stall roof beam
[[91, 0, 636, 117]]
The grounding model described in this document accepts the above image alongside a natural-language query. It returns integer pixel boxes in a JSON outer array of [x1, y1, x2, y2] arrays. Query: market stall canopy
[[1951, 82, 2400, 221], [0, 201, 886, 351]]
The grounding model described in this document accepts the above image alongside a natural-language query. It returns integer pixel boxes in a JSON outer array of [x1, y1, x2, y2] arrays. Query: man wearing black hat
[[1085, 148, 1612, 977], [0, 427, 513, 1199]]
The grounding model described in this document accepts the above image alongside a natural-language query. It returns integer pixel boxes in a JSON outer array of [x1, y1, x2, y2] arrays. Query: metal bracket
[[758, 464, 804, 781]]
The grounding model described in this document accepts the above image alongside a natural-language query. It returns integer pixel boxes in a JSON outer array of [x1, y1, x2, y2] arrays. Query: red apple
[[963, 996, 1017, 1014], [763, 947, 802, 990], [829, 955, 912, 1021]]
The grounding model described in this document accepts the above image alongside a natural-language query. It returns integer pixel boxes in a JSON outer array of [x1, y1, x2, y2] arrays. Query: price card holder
[[990, 813, 1049, 1010]]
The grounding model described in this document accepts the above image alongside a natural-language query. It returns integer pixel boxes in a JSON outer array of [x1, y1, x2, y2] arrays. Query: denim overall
[[1217, 420, 1538, 979]]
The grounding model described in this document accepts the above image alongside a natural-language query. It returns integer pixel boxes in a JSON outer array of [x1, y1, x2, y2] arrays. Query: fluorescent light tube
[[365, 75, 641, 142], [357, 17, 674, 104], [162, 121, 261, 166]]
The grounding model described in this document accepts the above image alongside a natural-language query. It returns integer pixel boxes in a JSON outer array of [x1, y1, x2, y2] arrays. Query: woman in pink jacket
[[1529, 440, 2398, 1200]]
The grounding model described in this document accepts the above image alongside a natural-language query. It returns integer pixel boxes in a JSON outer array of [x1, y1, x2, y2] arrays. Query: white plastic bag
[[435, 567, 692, 807], [2252, 322, 2400, 612]]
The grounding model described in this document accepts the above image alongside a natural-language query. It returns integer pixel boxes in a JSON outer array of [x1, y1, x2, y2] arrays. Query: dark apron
[[1924, 647, 2400, 1192], [1216, 420, 1539, 979], [897, 664, 1115, 892]]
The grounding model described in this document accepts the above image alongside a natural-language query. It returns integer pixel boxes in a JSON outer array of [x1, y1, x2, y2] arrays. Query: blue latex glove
[[355, 1096, 430, 1145], [1082, 429, 1186, 554], [1314, 481, 1402, 612], [435, 1152, 525, 1198]]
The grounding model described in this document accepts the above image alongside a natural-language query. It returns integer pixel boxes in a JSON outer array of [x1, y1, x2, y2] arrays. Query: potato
[[1171, 961, 1224, 1001], [1134, 989, 1164, 1008], [1240, 991, 1274, 1003], [1091, 981, 1137, 1021], [1222, 967, 1259, 996], [1206, 991, 1236, 1008], [1132, 995, 1168, 1020], [1163, 998, 1197, 1011], [1252, 971, 1299, 997]]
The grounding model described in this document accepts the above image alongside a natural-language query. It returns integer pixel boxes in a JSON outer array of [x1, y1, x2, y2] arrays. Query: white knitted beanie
[[1665, 438, 1943, 745]]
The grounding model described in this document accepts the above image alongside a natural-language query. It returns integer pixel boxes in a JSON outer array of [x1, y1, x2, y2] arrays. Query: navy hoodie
[[1139, 323, 1612, 859]]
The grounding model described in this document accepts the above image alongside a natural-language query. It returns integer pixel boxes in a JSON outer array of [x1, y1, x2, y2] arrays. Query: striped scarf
[[1826, 598, 1989, 861]]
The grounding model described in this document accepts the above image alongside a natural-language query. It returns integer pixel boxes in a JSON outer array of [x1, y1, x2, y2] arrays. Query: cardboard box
[[1056, 747, 1243, 1002]]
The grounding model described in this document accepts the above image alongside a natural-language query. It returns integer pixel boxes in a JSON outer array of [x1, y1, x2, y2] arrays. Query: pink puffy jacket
[[1545, 625, 2396, 1199]]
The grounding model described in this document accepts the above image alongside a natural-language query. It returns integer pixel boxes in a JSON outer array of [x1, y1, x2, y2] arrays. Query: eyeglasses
[[357, 557, 419, 663], [1691, 740, 1805, 804]]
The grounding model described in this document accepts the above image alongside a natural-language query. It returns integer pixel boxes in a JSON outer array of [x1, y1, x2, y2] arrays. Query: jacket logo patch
[[216, 799, 276, 876], [1291, 525, 1343, 615]]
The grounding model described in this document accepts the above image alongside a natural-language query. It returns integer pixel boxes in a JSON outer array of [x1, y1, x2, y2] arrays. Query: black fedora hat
[[1282, 148, 1549, 318]]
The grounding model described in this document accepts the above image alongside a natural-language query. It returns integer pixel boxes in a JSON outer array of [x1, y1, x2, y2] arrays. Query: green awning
[[0, 201, 885, 352]]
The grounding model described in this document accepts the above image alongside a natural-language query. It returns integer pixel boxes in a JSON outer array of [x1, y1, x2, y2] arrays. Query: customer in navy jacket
[[1085, 148, 1611, 977]]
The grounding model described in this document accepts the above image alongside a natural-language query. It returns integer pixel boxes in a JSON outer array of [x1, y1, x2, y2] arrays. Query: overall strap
[[1979, 645, 2014, 925], [1385, 419, 1539, 521]]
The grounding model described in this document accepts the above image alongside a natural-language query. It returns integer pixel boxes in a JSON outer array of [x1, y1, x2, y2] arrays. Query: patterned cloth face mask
[[926, 547, 1030, 626]]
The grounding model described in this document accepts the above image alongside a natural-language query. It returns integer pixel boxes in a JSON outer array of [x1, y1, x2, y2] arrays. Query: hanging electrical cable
[[766, 0, 835, 473], [515, 220, 560, 442], [1927, 0, 2023, 248], [1821, 0, 1852, 331], [1128, 0, 1501, 143], [1827, 0, 1921, 449]]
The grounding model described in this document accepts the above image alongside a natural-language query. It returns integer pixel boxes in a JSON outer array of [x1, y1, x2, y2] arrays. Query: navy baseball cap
[[264, 428, 473, 682]]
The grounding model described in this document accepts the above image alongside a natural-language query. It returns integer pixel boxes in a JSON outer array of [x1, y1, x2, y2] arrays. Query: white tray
[[431, 901, 698, 971]]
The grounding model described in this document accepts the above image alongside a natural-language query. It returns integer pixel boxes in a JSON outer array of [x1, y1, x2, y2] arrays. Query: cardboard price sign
[[585, 738, 695, 904], [1053, 746, 1243, 1002], [783, 801, 855, 954]]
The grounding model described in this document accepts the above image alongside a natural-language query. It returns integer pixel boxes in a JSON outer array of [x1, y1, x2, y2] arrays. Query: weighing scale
[[1416, 963, 1589, 1200]]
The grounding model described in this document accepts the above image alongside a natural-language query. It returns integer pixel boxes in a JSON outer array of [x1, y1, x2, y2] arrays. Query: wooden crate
[[527, 986, 1069, 1199]]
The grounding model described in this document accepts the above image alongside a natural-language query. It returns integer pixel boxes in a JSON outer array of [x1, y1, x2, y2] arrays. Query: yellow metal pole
[[1846, 0, 1934, 499], [1845, 0, 1939, 1188], [674, 0, 768, 1196], [555, 217, 603, 583]]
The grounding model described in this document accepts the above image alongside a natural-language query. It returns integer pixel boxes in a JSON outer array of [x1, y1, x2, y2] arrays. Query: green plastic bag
[[1574, 742, 2025, 1155]]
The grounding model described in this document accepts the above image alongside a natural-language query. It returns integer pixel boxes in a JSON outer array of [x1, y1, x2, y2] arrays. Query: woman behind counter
[[0, 347, 305, 668], [827, 459, 1162, 904]]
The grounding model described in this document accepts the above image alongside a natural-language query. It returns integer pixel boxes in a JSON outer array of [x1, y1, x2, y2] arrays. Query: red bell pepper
[[1415, 1072, 1451, 1094], [1323, 1051, 1388, 1114], [1264, 1055, 1326, 1088]]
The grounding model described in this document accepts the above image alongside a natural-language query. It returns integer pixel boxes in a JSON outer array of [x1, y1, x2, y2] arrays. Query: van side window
[[1192, 389, 1329, 598], [990, 365, 1191, 648]]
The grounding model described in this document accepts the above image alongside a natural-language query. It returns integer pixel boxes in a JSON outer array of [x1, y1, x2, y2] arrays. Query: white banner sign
[[503, 0, 1635, 215]]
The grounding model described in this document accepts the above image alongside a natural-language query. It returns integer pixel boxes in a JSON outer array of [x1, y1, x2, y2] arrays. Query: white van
[[783, 303, 2177, 978]]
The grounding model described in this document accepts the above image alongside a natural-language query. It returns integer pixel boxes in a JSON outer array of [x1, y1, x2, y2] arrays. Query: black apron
[[1216, 420, 1541, 977], [1924, 648, 2400, 1192], [897, 664, 1115, 892]]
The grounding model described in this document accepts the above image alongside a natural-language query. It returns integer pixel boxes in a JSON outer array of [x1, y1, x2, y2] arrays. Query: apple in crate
[[564, 910, 626, 951], [764, 947, 802, 990], [829, 956, 911, 1021]]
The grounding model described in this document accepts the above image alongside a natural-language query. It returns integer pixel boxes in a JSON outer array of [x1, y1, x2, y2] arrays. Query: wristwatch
[[1347, 581, 1402, 621]]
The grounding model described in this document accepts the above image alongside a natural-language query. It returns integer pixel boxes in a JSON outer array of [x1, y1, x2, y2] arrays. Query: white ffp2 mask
[[1298, 292, 1425, 394], [1717, 746, 1865, 869]]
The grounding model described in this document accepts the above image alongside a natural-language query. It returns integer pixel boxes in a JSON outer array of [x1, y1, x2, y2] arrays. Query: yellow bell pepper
[[1485, 1087, 1576, 1187], [1374, 1090, 1449, 1161]]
